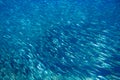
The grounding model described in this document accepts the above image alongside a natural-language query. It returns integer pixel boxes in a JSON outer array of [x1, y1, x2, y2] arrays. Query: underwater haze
[[0, 0, 120, 80]]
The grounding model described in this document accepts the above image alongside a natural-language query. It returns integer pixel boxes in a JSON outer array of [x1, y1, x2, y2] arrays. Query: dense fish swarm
[[0, 0, 120, 80]]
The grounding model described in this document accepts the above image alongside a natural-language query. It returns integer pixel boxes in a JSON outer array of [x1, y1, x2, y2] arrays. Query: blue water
[[0, 0, 120, 80]]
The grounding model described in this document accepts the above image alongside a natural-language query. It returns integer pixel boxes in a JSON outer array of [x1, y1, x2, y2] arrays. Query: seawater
[[0, 0, 120, 80]]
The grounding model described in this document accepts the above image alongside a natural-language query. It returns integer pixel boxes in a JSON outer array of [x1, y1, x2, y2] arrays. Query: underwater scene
[[0, 0, 120, 80]]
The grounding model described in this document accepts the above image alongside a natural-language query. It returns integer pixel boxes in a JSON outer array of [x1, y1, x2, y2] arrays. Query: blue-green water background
[[0, 0, 120, 80]]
